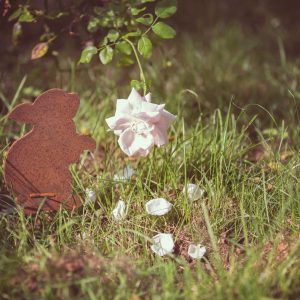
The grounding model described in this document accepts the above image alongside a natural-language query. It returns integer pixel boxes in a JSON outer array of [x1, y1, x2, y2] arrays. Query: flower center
[[130, 119, 152, 134]]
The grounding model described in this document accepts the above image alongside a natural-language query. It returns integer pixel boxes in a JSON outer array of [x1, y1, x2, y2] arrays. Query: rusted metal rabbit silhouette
[[4, 89, 96, 214]]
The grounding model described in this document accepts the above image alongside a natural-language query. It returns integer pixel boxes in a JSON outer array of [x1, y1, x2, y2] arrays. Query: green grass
[[1, 22, 300, 299]]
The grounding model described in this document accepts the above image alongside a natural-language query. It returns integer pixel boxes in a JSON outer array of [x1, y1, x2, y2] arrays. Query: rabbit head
[[8, 89, 79, 125]]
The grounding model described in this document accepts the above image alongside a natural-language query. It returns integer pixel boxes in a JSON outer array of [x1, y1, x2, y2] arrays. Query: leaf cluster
[[79, 0, 178, 66], [6, 0, 177, 69]]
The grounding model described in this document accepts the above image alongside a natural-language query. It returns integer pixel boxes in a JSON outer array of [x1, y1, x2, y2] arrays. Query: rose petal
[[106, 115, 132, 132], [183, 183, 205, 201], [115, 99, 133, 116], [85, 188, 96, 203], [150, 233, 174, 256], [134, 148, 150, 157], [113, 166, 135, 181], [141, 101, 162, 113], [128, 133, 154, 156], [128, 88, 143, 110], [145, 198, 172, 216], [152, 126, 168, 147], [112, 200, 126, 220], [118, 128, 135, 156], [188, 244, 206, 260], [161, 109, 176, 126], [134, 111, 161, 122], [144, 93, 151, 103]]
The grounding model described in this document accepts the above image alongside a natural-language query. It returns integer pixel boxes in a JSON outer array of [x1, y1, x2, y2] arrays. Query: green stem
[[142, 16, 159, 37], [47, 35, 57, 44], [123, 37, 147, 95]]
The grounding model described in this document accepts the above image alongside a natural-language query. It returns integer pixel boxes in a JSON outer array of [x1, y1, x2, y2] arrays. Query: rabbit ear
[[8, 103, 35, 124]]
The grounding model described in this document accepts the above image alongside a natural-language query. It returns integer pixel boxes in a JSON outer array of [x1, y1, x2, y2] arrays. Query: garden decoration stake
[[3, 89, 96, 214]]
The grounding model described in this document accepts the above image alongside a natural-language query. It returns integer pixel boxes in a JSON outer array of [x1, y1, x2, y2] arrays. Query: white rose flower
[[106, 88, 176, 157]]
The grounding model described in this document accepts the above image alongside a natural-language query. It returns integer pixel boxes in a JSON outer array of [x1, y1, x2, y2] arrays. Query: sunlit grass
[[0, 23, 300, 299]]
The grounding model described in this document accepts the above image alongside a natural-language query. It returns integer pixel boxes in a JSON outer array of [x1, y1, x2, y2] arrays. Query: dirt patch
[[262, 232, 300, 264], [7, 250, 137, 299]]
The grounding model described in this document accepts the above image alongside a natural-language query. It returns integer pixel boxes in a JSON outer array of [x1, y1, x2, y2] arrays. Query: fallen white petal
[[188, 244, 206, 260], [85, 188, 96, 203], [150, 233, 174, 256], [112, 200, 126, 221], [145, 198, 172, 216], [113, 166, 135, 181], [183, 183, 205, 201]]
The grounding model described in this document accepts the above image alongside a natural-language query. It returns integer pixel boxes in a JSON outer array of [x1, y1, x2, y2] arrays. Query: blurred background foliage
[[1, 0, 300, 123]]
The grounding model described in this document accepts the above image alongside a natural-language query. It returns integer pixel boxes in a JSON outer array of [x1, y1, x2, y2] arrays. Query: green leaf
[[123, 30, 142, 38], [87, 17, 100, 32], [131, 80, 143, 91], [116, 41, 132, 55], [152, 22, 176, 39], [9, 8, 22, 21], [18, 8, 35, 23], [107, 30, 119, 42], [138, 37, 152, 59], [130, 7, 146, 16], [115, 17, 125, 27], [136, 14, 153, 26], [100, 36, 109, 47], [94, 6, 104, 15], [155, 0, 177, 18], [118, 56, 134, 67], [99, 46, 113, 64], [79, 46, 97, 64], [19, 12, 35, 23]]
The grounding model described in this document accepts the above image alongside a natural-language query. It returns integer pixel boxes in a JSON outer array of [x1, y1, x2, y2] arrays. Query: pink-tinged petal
[[113, 130, 123, 136], [105, 116, 118, 129], [141, 101, 161, 113], [118, 128, 135, 156], [156, 104, 166, 111], [106, 115, 132, 131], [153, 126, 168, 147], [144, 93, 151, 102], [128, 88, 143, 109], [155, 118, 170, 135], [115, 99, 132, 116], [128, 133, 154, 156], [136, 148, 150, 157], [161, 109, 176, 126], [137, 133, 154, 150], [134, 111, 161, 123]]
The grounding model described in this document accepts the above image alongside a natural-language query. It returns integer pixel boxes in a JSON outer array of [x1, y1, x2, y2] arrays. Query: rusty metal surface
[[4, 88, 96, 214]]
